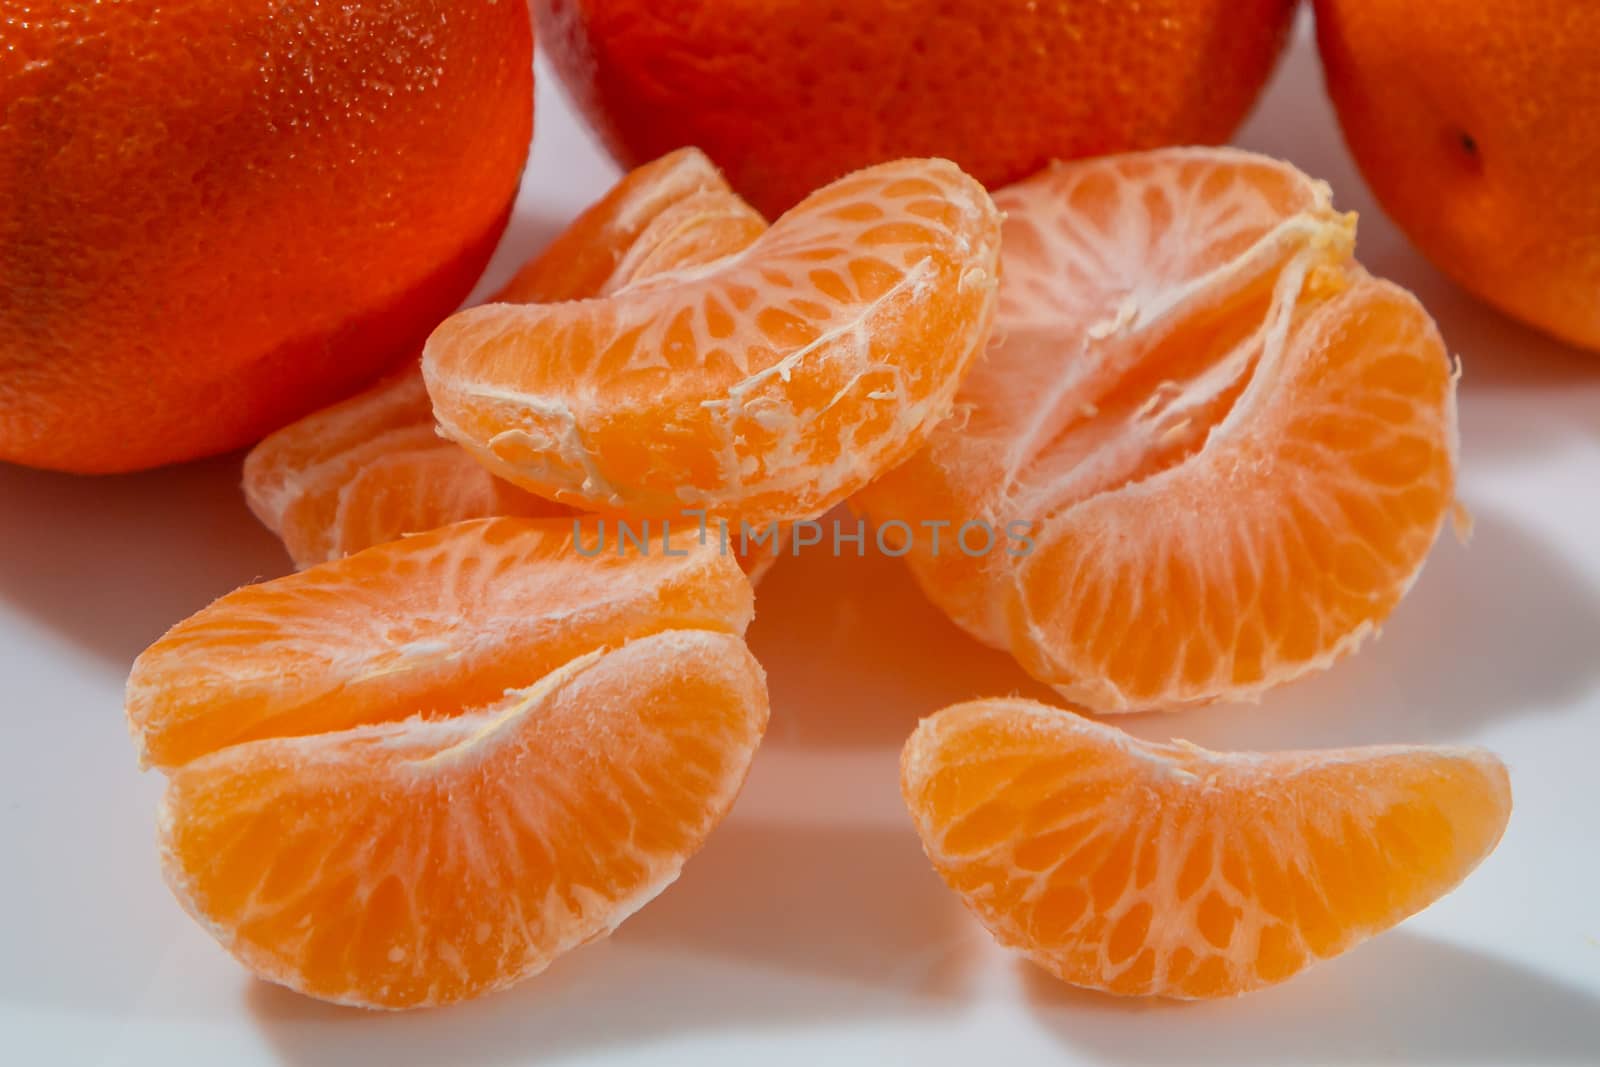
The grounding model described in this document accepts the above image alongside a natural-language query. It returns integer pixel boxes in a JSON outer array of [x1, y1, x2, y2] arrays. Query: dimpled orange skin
[[0, 0, 534, 473], [535, 0, 1298, 216], [1316, 0, 1600, 351]]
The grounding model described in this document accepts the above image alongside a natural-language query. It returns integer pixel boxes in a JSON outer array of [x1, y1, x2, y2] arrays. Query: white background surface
[[3, 20, 1598, 1067]]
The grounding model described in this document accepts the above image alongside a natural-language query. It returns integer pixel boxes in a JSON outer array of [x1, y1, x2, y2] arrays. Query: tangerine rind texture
[[1, 1, 534, 472], [537, 0, 1299, 216]]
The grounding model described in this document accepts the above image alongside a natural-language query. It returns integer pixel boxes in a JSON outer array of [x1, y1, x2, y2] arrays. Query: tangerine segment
[[422, 157, 1003, 526], [162, 627, 768, 1009], [602, 188, 769, 296], [243, 369, 571, 569], [902, 698, 1511, 999], [244, 149, 766, 570], [127, 517, 753, 771], [496, 147, 740, 304], [855, 148, 1458, 713]]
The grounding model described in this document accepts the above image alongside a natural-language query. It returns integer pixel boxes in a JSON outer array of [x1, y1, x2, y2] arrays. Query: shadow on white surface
[[1025, 931, 1600, 1065], [0, 456, 290, 668], [747, 521, 1059, 750], [619, 820, 977, 996]]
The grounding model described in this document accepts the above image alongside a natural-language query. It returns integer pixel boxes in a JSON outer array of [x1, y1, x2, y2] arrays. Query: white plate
[[3, 19, 1598, 1067]]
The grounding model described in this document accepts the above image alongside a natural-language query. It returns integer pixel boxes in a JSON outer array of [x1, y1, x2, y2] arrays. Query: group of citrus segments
[[124, 147, 1510, 1010]]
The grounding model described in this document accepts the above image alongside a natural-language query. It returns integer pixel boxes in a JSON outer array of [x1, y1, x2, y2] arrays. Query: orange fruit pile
[[128, 518, 768, 1008], [118, 145, 1505, 1011], [1316, 0, 1600, 351], [537, 0, 1299, 215], [1, 1, 534, 473], [858, 148, 1459, 713], [903, 698, 1511, 998]]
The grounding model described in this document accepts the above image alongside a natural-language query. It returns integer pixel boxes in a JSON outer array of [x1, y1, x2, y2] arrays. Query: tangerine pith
[[856, 148, 1459, 713]]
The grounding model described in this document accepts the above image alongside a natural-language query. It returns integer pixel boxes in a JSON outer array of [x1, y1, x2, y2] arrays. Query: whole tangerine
[[0, 0, 534, 473], [1316, 0, 1600, 351], [535, 0, 1299, 216]]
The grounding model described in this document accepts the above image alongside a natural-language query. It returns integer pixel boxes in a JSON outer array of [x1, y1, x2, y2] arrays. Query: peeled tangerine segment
[[245, 148, 765, 571], [422, 157, 1003, 526], [243, 369, 571, 568], [496, 147, 746, 305], [131, 518, 768, 1009], [902, 699, 1511, 999], [855, 147, 1459, 713], [126, 516, 754, 771]]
